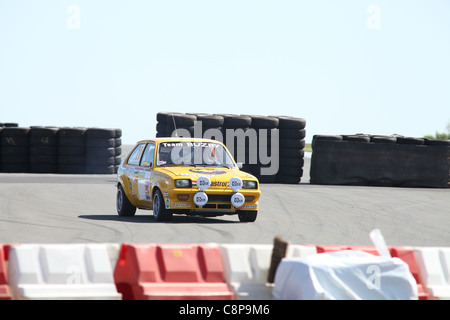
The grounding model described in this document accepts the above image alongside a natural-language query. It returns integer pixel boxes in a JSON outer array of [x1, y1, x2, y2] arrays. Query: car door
[[135, 142, 156, 206], [124, 143, 146, 200]]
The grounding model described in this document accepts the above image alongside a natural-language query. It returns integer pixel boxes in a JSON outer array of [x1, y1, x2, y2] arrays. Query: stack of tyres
[[114, 130, 122, 173], [156, 112, 196, 138], [154, 112, 307, 184], [310, 134, 450, 188], [29, 127, 58, 173], [85, 128, 120, 174], [0, 123, 19, 128], [189, 113, 224, 141], [247, 115, 280, 183], [0, 127, 2, 172], [217, 114, 252, 168], [275, 116, 307, 184], [0, 127, 30, 173], [57, 128, 86, 174]]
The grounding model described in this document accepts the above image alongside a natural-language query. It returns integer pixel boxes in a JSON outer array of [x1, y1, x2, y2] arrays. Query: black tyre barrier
[[57, 127, 87, 174], [0, 127, 30, 173], [0, 126, 122, 174], [85, 128, 122, 174], [156, 112, 307, 184], [29, 127, 58, 173], [310, 134, 450, 188]]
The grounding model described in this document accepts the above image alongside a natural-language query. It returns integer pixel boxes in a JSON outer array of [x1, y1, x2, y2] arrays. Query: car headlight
[[174, 179, 192, 188], [242, 180, 258, 189]]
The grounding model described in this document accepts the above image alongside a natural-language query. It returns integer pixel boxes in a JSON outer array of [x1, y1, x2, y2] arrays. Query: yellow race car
[[116, 138, 261, 222]]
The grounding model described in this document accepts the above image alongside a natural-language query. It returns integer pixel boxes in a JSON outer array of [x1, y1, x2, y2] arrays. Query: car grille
[[207, 194, 232, 203]]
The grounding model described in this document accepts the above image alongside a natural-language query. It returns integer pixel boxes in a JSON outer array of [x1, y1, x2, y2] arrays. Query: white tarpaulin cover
[[273, 250, 418, 300]]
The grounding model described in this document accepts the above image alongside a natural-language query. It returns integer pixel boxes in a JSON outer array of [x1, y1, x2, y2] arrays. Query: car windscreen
[[156, 141, 236, 168]]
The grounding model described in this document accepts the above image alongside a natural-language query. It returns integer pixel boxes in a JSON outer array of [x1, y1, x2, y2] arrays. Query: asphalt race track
[[0, 149, 449, 247]]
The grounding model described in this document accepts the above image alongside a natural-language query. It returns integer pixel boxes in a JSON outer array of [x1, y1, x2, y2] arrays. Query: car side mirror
[[236, 162, 243, 169]]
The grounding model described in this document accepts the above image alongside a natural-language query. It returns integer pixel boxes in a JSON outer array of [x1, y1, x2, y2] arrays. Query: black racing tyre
[[1, 127, 30, 146], [238, 210, 257, 222], [30, 163, 57, 173], [279, 138, 306, 149], [117, 184, 137, 217], [153, 189, 173, 221], [85, 165, 115, 174], [30, 127, 58, 146], [312, 135, 343, 148], [4, 123, 19, 127], [278, 166, 303, 176], [396, 137, 425, 145], [59, 145, 85, 156], [370, 136, 397, 144], [192, 114, 224, 127], [249, 115, 279, 128], [343, 135, 370, 143], [279, 128, 306, 139], [58, 127, 86, 138], [86, 156, 115, 166], [279, 148, 304, 159], [425, 139, 450, 146], [275, 116, 306, 130], [156, 112, 183, 123], [166, 124, 195, 136], [86, 147, 115, 157], [86, 128, 116, 139], [276, 174, 301, 184], [58, 155, 85, 166], [312, 135, 343, 142], [257, 175, 277, 183], [86, 138, 116, 148], [57, 164, 85, 174], [217, 114, 252, 128], [280, 157, 304, 167], [164, 113, 196, 127]]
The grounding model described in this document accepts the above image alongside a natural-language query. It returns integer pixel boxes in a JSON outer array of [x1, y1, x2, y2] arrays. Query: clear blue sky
[[1, 1, 449, 144]]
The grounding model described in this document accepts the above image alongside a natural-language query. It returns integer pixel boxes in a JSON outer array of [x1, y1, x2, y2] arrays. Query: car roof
[[136, 137, 224, 145]]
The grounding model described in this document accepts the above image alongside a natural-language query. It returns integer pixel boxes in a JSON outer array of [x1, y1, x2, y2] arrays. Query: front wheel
[[117, 185, 136, 216], [238, 210, 257, 222], [153, 189, 173, 222]]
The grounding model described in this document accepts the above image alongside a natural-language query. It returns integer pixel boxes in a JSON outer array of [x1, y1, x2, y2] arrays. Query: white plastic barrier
[[286, 244, 317, 258], [414, 247, 450, 300], [8, 243, 121, 300], [273, 250, 418, 300], [219, 244, 316, 299]]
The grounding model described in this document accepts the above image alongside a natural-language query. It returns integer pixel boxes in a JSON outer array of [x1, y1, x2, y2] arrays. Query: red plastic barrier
[[316, 245, 380, 256], [389, 247, 430, 300], [0, 245, 11, 300], [114, 243, 236, 300], [316, 244, 430, 300]]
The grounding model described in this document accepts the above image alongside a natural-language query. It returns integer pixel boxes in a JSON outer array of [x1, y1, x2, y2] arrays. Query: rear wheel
[[153, 189, 173, 222], [238, 210, 257, 222], [117, 185, 136, 216]]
